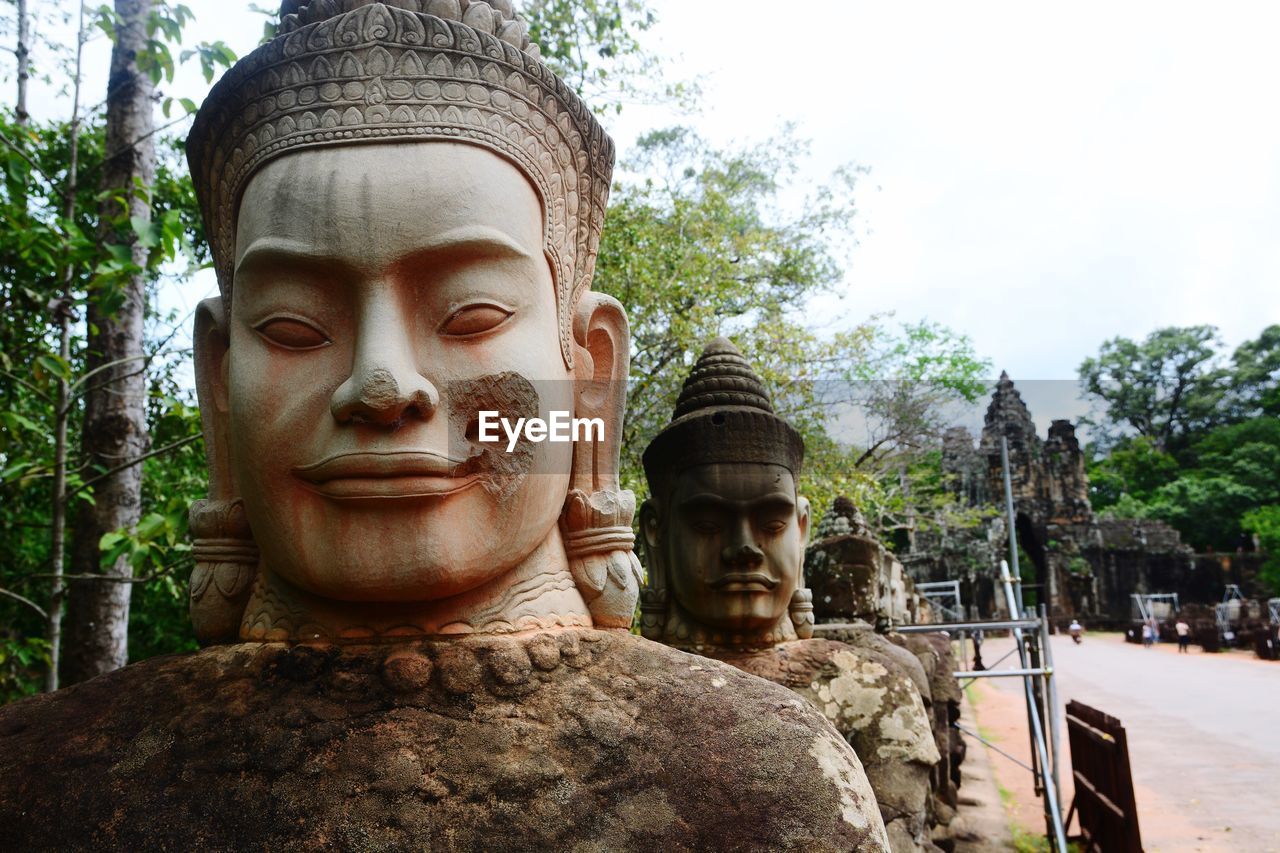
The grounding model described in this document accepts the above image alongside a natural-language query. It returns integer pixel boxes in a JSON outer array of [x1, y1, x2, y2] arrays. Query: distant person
[[1175, 619, 1192, 653], [1142, 622, 1154, 648], [1069, 619, 1083, 645]]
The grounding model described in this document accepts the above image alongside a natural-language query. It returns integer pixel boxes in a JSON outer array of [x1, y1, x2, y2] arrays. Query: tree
[[1230, 324, 1280, 419], [591, 127, 990, 534], [1086, 436, 1179, 512], [847, 319, 990, 474], [1089, 415, 1280, 551], [1079, 325, 1228, 452], [522, 0, 694, 111], [12, 0, 29, 125], [1242, 505, 1280, 595], [591, 127, 862, 504], [0, 0, 230, 697]]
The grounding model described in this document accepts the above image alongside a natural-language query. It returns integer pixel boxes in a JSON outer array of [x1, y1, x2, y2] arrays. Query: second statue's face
[[662, 463, 809, 633], [223, 142, 574, 602]]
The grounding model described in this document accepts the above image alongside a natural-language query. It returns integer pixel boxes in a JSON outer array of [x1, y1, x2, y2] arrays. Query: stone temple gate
[[911, 374, 1266, 624]]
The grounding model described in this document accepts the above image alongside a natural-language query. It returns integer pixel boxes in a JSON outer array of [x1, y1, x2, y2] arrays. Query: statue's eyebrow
[[235, 237, 358, 282], [235, 227, 532, 282], [389, 226, 533, 277], [680, 493, 796, 513]]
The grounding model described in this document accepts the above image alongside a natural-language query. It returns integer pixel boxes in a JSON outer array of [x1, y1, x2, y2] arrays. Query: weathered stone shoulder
[[0, 630, 887, 852], [708, 640, 939, 769]]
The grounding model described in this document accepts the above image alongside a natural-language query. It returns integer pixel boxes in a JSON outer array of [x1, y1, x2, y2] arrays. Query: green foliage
[[1241, 505, 1280, 595], [523, 0, 684, 111], [594, 127, 863, 507], [1083, 325, 1280, 553], [1136, 475, 1262, 551], [0, 0, 225, 696], [1231, 324, 1280, 418], [1079, 325, 1227, 452], [594, 127, 989, 534], [1092, 421, 1280, 551], [0, 635, 49, 706], [1087, 436, 1178, 511]]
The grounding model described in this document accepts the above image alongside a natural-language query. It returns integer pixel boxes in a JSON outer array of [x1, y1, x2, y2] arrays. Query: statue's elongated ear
[[639, 498, 663, 579], [797, 495, 812, 547], [637, 497, 669, 640], [194, 297, 234, 500], [570, 292, 629, 494], [191, 297, 258, 647], [562, 293, 641, 629]]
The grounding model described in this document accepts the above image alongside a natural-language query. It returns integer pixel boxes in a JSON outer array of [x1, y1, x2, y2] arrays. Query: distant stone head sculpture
[[639, 337, 813, 648], [185, 0, 641, 643]]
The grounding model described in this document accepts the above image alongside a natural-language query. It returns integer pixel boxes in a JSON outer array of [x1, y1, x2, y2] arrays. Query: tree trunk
[[62, 0, 155, 686], [45, 0, 89, 693], [15, 0, 30, 126]]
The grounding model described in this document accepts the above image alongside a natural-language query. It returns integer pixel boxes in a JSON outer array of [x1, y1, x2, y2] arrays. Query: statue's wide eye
[[255, 317, 330, 350], [441, 303, 514, 338]]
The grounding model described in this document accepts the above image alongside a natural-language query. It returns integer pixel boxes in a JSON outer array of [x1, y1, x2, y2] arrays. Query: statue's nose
[[330, 319, 439, 426], [331, 286, 440, 427], [331, 364, 439, 426], [721, 542, 765, 568]]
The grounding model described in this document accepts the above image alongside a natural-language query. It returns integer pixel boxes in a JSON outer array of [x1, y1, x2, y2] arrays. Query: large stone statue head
[[639, 338, 814, 648], [185, 0, 641, 643]]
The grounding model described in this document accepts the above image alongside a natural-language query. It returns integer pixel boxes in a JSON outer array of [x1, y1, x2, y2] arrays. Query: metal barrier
[[1216, 584, 1245, 646], [1064, 701, 1143, 853], [917, 580, 965, 622]]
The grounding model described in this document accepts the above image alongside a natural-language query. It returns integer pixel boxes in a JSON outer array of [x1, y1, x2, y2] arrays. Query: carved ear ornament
[[789, 588, 815, 640], [189, 499, 260, 645], [560, 488, 643, 630], [638, 588, 668, 641]]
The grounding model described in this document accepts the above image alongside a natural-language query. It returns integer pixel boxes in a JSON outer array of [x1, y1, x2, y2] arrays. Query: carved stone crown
[[278, 1, 539, 57], [188, 0, 614, 367], [643, 337, 805, 498]]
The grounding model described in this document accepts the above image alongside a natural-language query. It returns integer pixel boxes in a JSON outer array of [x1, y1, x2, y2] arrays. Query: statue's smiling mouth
[[711, 573, 779, 592], [293, 451, 482, 500]]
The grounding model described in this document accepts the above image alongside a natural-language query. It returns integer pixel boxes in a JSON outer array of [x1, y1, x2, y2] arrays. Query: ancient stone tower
[[928, 374, 1219, 624]]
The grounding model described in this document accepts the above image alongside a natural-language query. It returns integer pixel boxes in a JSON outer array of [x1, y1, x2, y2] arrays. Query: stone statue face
[[659, 463, 809, 633], [217, 142, 575, 603]]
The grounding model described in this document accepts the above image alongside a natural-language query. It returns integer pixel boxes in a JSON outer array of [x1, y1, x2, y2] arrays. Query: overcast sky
[[23, 0, 1280, 429]]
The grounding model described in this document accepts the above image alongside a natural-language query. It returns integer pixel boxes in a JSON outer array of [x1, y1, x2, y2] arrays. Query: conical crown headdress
[[188, 0, 614, 367], [642, 337, 805, 498]]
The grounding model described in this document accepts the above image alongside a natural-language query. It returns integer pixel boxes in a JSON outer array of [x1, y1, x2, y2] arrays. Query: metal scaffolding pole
[[1000, 560, 1067, 851], [890, 619, 1044, 633], [1040, 602, 1063, 808], [1001, 438, 1026, 618], [1000, 433, 1067, 851]]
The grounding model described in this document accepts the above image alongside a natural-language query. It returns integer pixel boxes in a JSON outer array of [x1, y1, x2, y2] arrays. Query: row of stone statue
[[0, 2, 966, 849]]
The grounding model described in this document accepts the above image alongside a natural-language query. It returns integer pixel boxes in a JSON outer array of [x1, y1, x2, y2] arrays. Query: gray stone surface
[[0, 629, 889, 851], [713, 637, 940, 852]]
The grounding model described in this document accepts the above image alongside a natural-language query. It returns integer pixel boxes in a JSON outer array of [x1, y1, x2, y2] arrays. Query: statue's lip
[[293, 451, 480, 499], [711, 572, 779, 590]]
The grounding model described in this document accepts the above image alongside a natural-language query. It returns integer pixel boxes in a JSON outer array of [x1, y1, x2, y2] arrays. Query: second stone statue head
[[184, 0, 641, 643], [639, 338, 815, 648]]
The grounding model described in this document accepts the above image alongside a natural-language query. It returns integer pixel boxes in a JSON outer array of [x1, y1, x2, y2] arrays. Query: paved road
[[979, 632, 1279, 852]]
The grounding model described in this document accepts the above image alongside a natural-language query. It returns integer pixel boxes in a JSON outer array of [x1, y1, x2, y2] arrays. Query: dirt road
[[970, 632, 1279, 852]]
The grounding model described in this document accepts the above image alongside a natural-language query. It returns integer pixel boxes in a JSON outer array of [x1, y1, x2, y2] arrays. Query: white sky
[[18, 0, 1280, 426]]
